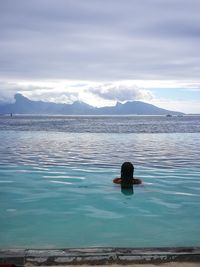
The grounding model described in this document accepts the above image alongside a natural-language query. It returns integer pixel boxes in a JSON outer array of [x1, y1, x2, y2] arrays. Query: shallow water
[[0, 129, 200, 248]]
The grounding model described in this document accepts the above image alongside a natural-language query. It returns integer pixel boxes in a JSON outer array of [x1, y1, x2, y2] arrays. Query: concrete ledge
[[0, 247, 200, 265]]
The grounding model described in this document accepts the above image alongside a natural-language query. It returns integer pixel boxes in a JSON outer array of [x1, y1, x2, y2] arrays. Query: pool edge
[[1, 247, 200, 265]]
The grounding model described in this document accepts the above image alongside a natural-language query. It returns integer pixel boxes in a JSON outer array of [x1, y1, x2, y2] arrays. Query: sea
[[0, 115, 200, 248]]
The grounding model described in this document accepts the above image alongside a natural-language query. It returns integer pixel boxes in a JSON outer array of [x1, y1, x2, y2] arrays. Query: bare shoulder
[[113, 177, 122, 184]]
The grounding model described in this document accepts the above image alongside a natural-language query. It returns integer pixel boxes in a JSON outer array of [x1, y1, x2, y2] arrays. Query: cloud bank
[[0, 81, 152, 106], [0, 0, 200, 81], [88, 84, 152, 102]]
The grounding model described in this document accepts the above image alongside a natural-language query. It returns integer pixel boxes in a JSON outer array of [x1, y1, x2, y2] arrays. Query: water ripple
[[0, 129, 200, 248], [49, 180, 73, 185], [44, 175, 85, 180]]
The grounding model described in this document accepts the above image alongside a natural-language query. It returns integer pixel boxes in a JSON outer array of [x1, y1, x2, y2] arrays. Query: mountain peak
[[72, 100, 86, 106], [14, 93, 29, 102], [115, 101, 122, 107], [0, 94, 184, 115]]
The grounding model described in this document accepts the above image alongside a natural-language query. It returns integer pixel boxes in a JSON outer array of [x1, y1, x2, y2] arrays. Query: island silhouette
[[0, 94, 183, 115]]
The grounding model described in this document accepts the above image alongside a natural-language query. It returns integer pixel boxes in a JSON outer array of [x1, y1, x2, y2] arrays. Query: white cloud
[[0, 81, 24, 103], [0, 80, 154, 106], [87, 83, 153, 102], [0, 79, 199, 113], [0, 80, 81, 104]]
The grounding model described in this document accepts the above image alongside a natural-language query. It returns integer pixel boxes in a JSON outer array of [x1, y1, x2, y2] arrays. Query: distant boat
[[166, 114, 172, 117]]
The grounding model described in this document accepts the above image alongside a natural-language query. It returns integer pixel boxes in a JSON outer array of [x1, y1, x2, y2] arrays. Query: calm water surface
[[0, 116, 200, 248], [0, 114, 200, 133]]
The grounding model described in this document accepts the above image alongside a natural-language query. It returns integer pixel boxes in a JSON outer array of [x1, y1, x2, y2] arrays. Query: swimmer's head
[[121, 162, 134, 178], [121, 162, 134, 188]]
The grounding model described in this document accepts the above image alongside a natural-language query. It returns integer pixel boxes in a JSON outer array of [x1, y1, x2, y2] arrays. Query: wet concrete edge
[[0, 247, 200, 265]]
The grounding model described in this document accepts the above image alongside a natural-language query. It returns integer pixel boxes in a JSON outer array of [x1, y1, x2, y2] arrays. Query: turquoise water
[[0, 129, 200, 248]]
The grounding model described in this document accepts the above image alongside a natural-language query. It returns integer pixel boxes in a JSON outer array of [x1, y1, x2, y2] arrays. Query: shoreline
[[1, 247, 200, 266]]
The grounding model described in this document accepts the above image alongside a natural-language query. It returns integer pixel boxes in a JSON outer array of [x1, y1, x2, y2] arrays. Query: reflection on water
[[121, 187, 134, 195], [0, 131, 200, 168]]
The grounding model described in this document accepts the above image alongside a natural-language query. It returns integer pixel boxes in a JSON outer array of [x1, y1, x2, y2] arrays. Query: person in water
[[113, 162, 142, 188]]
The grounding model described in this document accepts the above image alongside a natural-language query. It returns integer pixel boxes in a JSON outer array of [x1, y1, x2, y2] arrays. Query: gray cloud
[[0, 81, 79, 104], [0, 81, 48, 101], [26, 91, 79, 104], [88, 84, 153, 102], [0, 81, 29, 103], [0, 0, 200, 81]]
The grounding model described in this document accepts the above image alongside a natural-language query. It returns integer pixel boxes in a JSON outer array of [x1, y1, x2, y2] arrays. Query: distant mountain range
[[0, 94, 183, 115]]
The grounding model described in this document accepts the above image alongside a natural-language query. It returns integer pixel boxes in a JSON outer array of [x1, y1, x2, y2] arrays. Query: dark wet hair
[[121, 162, 134, 188]]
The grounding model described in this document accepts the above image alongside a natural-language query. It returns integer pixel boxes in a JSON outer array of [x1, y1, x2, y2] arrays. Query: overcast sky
[[0, 0, 200, 113]]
